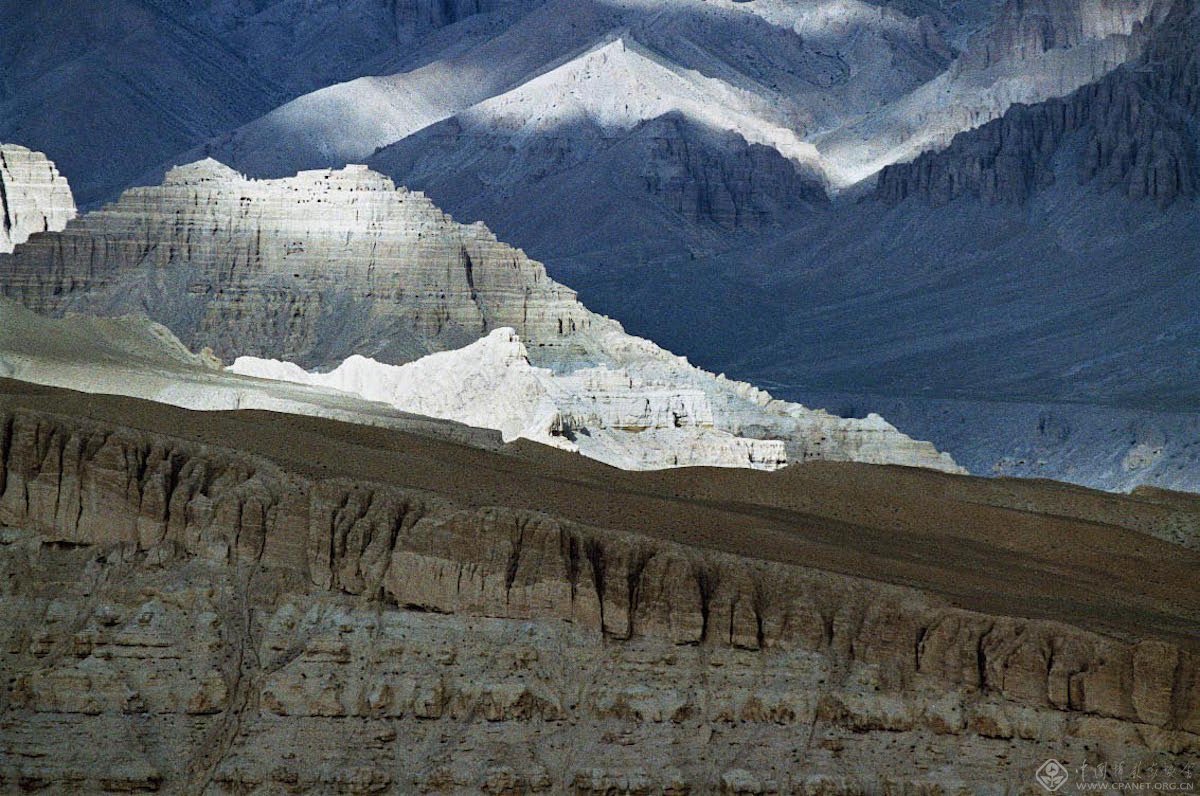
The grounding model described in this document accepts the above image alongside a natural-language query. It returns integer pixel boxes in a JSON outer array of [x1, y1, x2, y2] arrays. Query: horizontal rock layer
[[0, 159, 598, 367], [0, 389, 1197, 791]]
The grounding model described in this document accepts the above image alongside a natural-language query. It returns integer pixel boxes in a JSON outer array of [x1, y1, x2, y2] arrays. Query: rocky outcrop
[[0, 145, 75, 254], [230, 328, 789, 470], [0, 396, 1197, 791], [811, 0, 1163, 187], [963, 0, 1161, 72], [876, 0, 1198, 206], [0, 160, 962, 473]]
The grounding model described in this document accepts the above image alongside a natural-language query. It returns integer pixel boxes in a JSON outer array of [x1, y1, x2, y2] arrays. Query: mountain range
[[5, 0, 1160, 208], [2, 1, 1200, 790]]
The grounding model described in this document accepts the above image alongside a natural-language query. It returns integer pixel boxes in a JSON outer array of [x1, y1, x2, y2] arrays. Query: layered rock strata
[[0, 145, 76, 254], [0, 161, 961, 473], [0, 159, 596, 366], [0, 386, 1197, 792]]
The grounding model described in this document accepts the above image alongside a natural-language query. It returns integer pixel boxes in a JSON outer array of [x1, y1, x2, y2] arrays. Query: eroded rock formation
[[963, 0, 1160, 71], [876, 0, 1198, 206], [0, 161, 962, 473], [0, 145, 75, 254], [637, 113, 828, 230], [0, 389, 1197, 791], [0, 159, 596, 366], [230, 328, 789, 470]]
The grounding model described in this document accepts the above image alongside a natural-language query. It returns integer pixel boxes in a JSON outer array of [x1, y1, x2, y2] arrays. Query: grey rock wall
[[0, 145, 76, 254]]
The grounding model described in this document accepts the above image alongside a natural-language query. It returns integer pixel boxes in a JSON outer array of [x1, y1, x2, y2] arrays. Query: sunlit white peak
[[457, 36, 824, 173]]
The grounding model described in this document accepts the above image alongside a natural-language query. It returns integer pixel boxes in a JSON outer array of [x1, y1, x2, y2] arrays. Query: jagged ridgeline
[[0, 158, 600, 368]]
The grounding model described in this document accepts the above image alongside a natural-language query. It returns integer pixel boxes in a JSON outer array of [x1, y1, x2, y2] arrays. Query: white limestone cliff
[[230, 328, 790, 470], [0, 159, 598, 367], [0, 145, 76, 254]]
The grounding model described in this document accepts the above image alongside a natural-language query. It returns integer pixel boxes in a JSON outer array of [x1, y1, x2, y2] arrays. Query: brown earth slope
[[1, 378, 1197, 792]]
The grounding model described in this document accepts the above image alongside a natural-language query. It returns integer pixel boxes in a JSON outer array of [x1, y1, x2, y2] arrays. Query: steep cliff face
[[963, 0, 1160, 70], [807, 0, 1162, 187], [637, 114, 829, 230], [0, 387, 1197, 791], [0, 145, 76, 254], [876, 0, 1198, 205]]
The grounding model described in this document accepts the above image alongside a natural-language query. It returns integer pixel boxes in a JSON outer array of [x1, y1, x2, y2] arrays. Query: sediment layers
[[0, 159, 596, 366], [1, 383, 1197, 792]]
